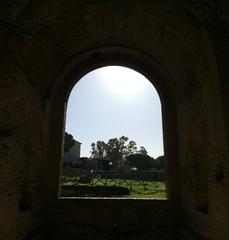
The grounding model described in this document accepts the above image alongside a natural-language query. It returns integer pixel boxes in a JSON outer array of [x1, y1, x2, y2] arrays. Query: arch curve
[[45, 46, 181, 208]]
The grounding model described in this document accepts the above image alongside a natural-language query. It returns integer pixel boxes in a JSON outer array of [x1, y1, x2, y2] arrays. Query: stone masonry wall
[[0, 1, 229, 239], [0, 63, 45, 239]]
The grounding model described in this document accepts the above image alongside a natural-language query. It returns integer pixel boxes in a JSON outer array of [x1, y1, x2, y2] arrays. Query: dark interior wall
[[177, 44, 229, 238], [0, 1, 229, 239], [0, 63, 45, 239], [207, 45, 229, 240], [0, 3, 47, 238]]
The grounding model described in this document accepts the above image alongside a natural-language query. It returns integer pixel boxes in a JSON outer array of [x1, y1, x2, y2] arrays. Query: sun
[[100, 66, 149, 97]]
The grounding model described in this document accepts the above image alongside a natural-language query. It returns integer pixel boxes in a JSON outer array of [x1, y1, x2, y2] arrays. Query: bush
[[78, 175, 91, 184], [74, 185, 130, 197]]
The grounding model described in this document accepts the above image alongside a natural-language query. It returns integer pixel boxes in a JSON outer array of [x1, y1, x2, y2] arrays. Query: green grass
[[61, 176, 166, 199]]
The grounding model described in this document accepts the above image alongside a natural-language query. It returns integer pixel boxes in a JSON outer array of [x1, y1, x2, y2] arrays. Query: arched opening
[[61, 66, 166, 199], [45, 47, 181, 228]]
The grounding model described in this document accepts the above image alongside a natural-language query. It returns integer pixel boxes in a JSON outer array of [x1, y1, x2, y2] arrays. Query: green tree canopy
[[138, 146, 148, 155], [126, 153, 154, 170], [154, 155, 165, 169], [64, 132, 76, 152], [90, 136, 146, 167]]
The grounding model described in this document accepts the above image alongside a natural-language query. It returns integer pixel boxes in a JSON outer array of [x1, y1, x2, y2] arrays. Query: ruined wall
[[0, 1, 228, 239], [176, 2, 229, 239], [0, 1, 47, 238], [0, 63, 45, 239], [178, 56, 229, 239]]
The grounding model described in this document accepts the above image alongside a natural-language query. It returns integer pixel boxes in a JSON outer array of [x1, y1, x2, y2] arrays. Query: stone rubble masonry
[[0, 1, 228, 239]]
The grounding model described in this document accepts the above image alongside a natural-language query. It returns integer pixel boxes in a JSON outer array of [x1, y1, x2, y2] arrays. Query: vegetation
[[64, 132, 76, 152], [126, 153, 154, 170], [63, 135, 166, 198], [62, 176, 166, 199], [154, 155, 165, 169], [126, 154, 165, 170], [90, 136, 148, 168]]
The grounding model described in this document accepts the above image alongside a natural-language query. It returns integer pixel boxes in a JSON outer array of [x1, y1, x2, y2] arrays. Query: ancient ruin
[[0, 1, 229, 239]]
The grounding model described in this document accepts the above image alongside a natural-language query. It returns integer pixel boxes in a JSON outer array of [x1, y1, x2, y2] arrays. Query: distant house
[[64, 140, 81, 165]]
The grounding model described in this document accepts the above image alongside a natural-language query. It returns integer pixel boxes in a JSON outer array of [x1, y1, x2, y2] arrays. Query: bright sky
[[65, 66, 164, 158]]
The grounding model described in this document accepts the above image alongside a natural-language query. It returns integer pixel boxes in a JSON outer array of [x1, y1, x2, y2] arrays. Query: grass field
[[62, 176, 167, 199]]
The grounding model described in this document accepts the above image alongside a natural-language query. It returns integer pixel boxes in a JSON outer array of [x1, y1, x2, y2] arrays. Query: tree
[[90, 141, 107, 158], [126, 140, 138, 155], [106, 136, 137, 167], [138, 146, 147, 155], [90, 136, 141, 167], [126, 153, 154, 170], [64, 132, 76, 152], [106, 138, 123, 167], [154, 155, 165, 169]]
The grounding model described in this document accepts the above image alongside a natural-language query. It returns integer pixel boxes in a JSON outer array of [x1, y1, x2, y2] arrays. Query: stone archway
[[44, 46, 181, 232]]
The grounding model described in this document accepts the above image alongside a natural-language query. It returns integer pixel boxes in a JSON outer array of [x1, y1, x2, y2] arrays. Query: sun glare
[[66, 65, 163, 158], [100, 66, 149, 97]]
